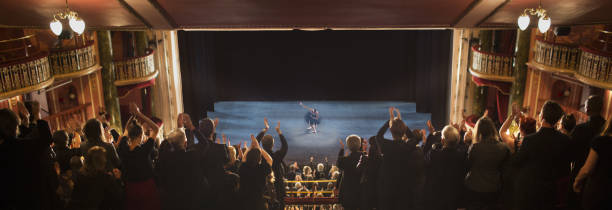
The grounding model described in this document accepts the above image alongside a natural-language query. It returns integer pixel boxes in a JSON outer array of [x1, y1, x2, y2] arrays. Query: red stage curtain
[[471, 76, 511, 124]]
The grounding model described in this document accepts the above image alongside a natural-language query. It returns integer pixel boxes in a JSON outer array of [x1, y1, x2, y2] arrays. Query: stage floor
[[208, 101, 430, 164]]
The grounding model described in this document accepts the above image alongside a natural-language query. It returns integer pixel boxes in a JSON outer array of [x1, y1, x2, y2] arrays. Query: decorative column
[[509, 29, 531, 111], [471, 30, 492, 116], [134, 31, 148, 56], [97, 30, 122, 129]]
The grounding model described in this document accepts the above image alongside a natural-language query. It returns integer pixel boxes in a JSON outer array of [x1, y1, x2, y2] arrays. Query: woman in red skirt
[[118, 104, 162, 210]]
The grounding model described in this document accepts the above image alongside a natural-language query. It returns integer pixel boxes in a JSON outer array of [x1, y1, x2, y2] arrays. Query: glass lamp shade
[[69, 17, 85, 35], [50, 20, 63, 35], [517, 14, 530, 31], [538, 16, 551, 33]]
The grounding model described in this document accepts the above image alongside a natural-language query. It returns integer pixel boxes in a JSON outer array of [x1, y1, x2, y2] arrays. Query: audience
[[514, 100, 571, 210], [573, 118, 612, 210], [2, 95, 612, 210], [465, 116, 510, 209]]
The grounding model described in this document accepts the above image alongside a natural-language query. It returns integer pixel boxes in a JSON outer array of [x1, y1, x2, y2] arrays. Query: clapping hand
[[222, 134, 228, 145], [427, 120, 435, 135], [250, 134, 259, 149], [275, 121, 282, 134], [263, 117, 270, 131], [339, 139, 345, 150]]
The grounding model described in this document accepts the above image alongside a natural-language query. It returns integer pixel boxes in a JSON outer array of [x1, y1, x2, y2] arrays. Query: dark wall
[[178, 30, 452, 127]]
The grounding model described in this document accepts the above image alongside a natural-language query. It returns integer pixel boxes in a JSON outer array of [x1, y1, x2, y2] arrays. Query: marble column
[[97, 30, 121, 129]]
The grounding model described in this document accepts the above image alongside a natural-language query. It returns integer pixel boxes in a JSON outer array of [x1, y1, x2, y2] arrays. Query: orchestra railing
[[575, 47, 612, 89], [285, 179, 338, 209], [470, 45, 515, 82], [0, 53, 53, 99], [113, 49, 158, 86], [533, 38, 581, 72], [49, 41, 99, 79], [44, 103, 90, 132]]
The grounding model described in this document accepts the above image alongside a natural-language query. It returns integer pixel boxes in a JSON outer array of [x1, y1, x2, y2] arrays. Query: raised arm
[[299, 101, 314, 112], [130, 103, 160, 138], [499, 115, 517, 153], [251, 134, 273, 166], [573, 148, 598, 192], [256, 117, 270, 142], [276, 121, 288, 158]]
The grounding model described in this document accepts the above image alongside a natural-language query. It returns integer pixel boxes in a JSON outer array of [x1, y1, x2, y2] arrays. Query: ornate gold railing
[[575, 47, 612, 89], [113, 49, 158, 86], [0, 53, 53, 99], [49, 41, 100, 79], [469, 45, 515, 82], [531, 38, 581, 73]]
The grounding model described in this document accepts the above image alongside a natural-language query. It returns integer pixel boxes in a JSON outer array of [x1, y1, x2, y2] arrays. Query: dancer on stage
[[299, 102, 320, 133]]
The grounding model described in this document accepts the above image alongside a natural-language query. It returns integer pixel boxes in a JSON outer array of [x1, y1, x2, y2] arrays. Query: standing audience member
[[337, 135, 364, 210], [239, 134, 274, 210], [256, 118, 288, 209], [157, 129, 204, 210], [69, 146, 123, 210], [569, 95, 605, 207], [117, 104, 161, 210], [465, 117, 510, 210], [375, 107, 423, 210], [82, 119, 121, 171], [0, 106, 56, 209], [424, 125, 467, 210], [53, 130, 83, 173], [573, 119, 612, 210], [559, 114, 576, 136], [514, 100, 570, 210]]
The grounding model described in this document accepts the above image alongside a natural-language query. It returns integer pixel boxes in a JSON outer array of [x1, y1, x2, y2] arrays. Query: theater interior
[[1, 0, 612, 209]]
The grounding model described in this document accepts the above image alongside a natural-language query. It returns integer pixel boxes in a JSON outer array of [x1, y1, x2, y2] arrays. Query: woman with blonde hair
[[464, 117, 510, 209]]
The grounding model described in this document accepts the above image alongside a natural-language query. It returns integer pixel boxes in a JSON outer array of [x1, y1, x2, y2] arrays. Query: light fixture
[[517, 0, 551, 33], [50, 0, 86, 35]]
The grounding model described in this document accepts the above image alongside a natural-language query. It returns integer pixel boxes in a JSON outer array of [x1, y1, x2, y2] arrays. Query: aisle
[[207, 101, 430, 163]]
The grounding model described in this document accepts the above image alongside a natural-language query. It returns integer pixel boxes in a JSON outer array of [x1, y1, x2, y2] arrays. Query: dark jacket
[[514, 127, 571, 209], [69, 171, 123, 210], [81, 139, 120, 171], [0, 120, 57, 209], [157, 147, 204, 210], [375, 120, 424, 210], [337, 148, 363, 209], [465, 140, 510, 193], [54, 145, 83, 172], [570, 116, 605, 178], [424, 144, 467, 210]]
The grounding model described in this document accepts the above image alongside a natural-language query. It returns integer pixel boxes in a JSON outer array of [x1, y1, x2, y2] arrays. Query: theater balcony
[[0, 34, 53, 99], [113, 49, 158, 87], [528, 38, 581, 74], [469, 45, 515, 82], [575, 46, 612, 89], [49, 40, 101, 80]]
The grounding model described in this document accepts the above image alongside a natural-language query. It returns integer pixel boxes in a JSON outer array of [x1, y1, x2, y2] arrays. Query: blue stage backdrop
[[207, 101, 430, 164]]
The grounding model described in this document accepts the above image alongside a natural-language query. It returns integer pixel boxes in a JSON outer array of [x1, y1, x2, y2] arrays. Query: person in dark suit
[[256, 118, 288, 210], [375, 107, 423, 210], [514, 100, 571, 210], [337, 134, 364, 210], [569, 95, 605, 207], [424, 125, 467, 210]]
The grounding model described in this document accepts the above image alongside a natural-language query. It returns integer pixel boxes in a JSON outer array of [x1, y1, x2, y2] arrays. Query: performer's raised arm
[[299, 101, 314, 112]]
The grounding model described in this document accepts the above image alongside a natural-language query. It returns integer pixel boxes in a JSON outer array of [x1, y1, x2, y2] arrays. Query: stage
[[207, 101, 430, 164]]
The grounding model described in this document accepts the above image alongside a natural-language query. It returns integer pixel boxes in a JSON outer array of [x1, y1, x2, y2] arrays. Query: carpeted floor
[[207, 101, 430, 164]]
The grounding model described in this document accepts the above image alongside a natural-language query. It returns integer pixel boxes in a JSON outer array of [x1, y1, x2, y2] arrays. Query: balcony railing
[[49, 41, 100, 79], [0, 53, 53, 99], [531, 38, 581, 73], [113, 49, 158, 86], [470, 45, 515, 82], [44, 103, 90, 132], [575, 47, 612, 89]]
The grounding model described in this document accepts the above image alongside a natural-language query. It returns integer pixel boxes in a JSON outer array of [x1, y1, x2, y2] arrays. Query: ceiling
[[0, 0, 610, 30]]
